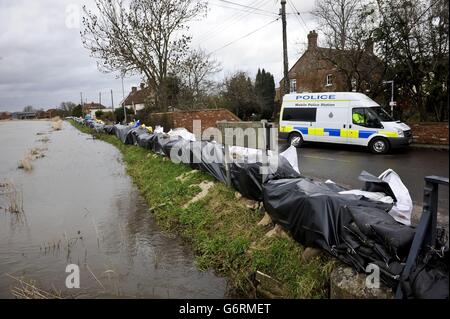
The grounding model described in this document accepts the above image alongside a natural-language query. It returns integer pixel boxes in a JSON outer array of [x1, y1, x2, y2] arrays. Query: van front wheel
[[369, 137, 390, 154], [288, 132, 303, 148]]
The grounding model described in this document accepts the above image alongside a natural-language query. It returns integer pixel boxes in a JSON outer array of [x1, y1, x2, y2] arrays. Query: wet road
[[280, 142, 449, 214], [0, 120, 227, 298]]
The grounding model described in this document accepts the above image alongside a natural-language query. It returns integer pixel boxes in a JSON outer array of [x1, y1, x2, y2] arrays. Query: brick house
[[279, 30, 384, 99], [121, 83, 154, 114], [83, 102, 110, 118], [0, 112, 11, 120]]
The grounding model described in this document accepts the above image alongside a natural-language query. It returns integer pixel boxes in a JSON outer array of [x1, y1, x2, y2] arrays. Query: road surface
[[279, 142, 449, 213]]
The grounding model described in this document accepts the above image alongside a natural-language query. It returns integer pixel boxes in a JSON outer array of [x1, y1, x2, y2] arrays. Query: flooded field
[[0, 120, 227, 298]]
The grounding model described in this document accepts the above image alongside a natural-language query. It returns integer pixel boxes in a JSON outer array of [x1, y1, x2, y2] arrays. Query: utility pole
[[383, 80, 395, 117], [281, 0, 290, 95], [121, 74, 127, 123], [110, 89, 114, 111], [80, 92, 84, 117]]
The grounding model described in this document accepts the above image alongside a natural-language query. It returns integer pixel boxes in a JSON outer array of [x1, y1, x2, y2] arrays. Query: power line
[[215, 0, 277, 14], [211, 17, 279, 53], [209, 2, 277, 17], [194, 0, 273, 45], [287, 0, 309, 31]]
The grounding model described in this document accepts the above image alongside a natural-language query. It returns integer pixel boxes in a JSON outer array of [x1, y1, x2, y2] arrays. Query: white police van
[[279, 92, 412, 154]]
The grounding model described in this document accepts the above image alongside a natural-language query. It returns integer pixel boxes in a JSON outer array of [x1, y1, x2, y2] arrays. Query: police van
[[279, 92, 412, 154]]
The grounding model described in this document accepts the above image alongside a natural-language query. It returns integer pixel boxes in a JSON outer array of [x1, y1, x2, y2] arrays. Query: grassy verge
[[70, 121, 336, 298]]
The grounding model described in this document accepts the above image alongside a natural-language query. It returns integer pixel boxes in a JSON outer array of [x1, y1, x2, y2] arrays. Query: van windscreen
[[282, 108, 317, 122]]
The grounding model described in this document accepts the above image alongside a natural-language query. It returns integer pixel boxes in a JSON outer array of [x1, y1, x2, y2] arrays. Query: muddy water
[[0, 120, 227, 298]]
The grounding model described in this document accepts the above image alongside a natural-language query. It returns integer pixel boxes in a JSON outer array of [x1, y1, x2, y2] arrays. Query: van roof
[[282, 92, 379, 106]]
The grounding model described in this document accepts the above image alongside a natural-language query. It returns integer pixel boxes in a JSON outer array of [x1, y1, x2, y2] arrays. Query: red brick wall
[[173, 109, 240, 132], [143, 109, 240, 132], [408, 122, 449, 145]]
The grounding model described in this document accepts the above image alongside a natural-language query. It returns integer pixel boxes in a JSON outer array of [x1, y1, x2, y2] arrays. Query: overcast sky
[[0, 0, 317, 112]]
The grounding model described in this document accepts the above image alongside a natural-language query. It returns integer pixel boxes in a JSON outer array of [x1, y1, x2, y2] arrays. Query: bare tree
[[81, 0, 207, 111], [59, 102, 77, 114], [312, 0, 385, 97], [375, 0, 449, 121], [177, 49, 222, 109], [313, 0, 362, 50]]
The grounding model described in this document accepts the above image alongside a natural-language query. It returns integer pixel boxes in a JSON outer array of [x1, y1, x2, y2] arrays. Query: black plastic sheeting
[[400, 245, 449, 299], [78, 120, 448, 298], [262, 177, 448, 292], [229, 157, 301, 201], [114, 125, 132, 143]]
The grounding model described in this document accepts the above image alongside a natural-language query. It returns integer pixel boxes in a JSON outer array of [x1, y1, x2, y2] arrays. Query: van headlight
[[396, 129, 404, 137]]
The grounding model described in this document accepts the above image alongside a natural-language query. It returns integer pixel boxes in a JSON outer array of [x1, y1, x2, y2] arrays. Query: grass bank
[[70, 121, 336, 298]]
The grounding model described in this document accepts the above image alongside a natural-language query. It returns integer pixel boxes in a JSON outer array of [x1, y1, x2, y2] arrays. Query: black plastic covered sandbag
[[400, 249, 449, 299], [348, 206, 415, 258], [263, 178, 391, 250], [229, 155, 301, 201], [114, 125, 132, 143], [191, 142, 228, 183], [136, 133, 155, 149], [125, 127, 148, 145], [104, 125, 115, 135]]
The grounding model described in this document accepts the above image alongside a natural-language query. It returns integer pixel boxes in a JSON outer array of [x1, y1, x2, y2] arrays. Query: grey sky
[[0, 0, 317, 112]]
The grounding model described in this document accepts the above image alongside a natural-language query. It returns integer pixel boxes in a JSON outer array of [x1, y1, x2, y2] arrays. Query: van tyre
[[288, 132, 303, 148], [369, 137, 390, 154]]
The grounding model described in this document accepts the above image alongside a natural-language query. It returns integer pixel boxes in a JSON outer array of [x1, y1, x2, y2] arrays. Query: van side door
[[314, 106, 349, 144]]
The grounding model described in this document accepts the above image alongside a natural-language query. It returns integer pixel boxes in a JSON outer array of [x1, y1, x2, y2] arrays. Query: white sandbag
[[279, 145, 300, 174], [339, 189, 394, 204], [379, 169, 413, 226], [154, 126, 164, 134], [167, 128, 196, 141]]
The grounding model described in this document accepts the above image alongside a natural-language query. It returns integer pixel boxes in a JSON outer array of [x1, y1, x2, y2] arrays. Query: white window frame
[[290, 79, 297, 93], [326, 74, 333, 87]]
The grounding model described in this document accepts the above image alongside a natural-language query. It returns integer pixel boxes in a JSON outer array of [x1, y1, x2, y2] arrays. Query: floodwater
[[0, 120, 227, 298]]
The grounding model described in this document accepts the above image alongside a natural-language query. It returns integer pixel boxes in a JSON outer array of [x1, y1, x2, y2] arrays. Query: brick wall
[[173, 109, 240, 132], [143, 109, 240, 132], [408, 122, 449, 145]]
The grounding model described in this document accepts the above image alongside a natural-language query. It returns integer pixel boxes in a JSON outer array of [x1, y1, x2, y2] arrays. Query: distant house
[[0, 112, 11, 120], [278, 30, 384, 99], [121, 83, 153, 113], [83, 102, 111, 118], [11, 112, 37, 120]]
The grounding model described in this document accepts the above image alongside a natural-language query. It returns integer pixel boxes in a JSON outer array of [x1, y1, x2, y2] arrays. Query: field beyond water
[[71, 121, 336, 298]]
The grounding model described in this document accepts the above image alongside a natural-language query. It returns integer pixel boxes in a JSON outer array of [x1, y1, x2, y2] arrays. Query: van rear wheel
[[288, 132, 303, 148], [369, 137, 390, 154]]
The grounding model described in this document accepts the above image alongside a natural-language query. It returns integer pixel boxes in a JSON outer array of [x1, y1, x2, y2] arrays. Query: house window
[[326, 74, 333, 87], [290, 79, 297, 93]]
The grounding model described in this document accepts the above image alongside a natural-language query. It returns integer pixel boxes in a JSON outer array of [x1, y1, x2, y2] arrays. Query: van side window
[[352, 108, 382, 128], [282, 108, 317, 122]]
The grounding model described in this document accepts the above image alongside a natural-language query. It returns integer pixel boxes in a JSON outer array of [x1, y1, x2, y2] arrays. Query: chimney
[[365, 38, 374, 53], [131, 86, 137, 93], [140, 83, 145, 90], [307, 30, 318, 50]]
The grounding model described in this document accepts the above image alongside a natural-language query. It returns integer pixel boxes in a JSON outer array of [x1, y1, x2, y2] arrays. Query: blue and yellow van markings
[[281, 126, 392, 139]]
